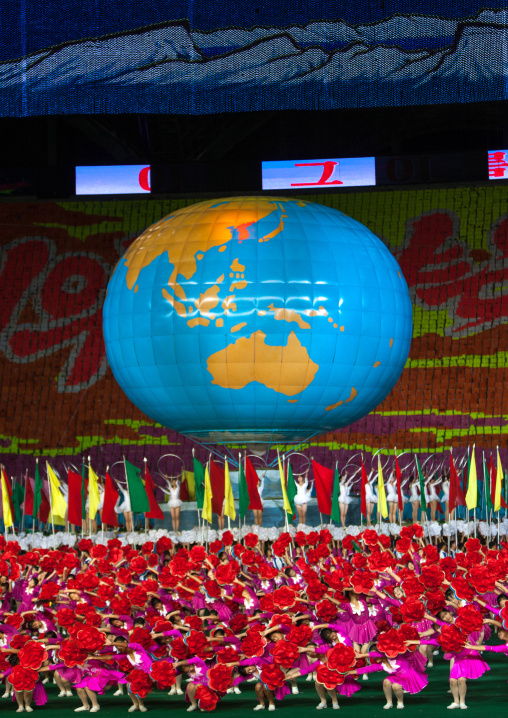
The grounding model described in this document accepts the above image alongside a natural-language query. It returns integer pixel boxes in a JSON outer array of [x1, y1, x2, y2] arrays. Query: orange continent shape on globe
[[122, 198, 281, 297], [206, 330, 319, 396]]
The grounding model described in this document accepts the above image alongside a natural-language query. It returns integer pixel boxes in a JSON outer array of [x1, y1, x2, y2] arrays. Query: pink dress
[[357, 654, 428, 694], [341, 600, 378, 643]]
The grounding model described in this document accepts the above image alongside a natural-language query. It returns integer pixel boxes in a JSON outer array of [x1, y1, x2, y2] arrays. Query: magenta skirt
[[75, 669, 127, 694], [51, 663, 85, 683], [450, 656, 490, 681], [337, 676, 361, 697], [345, 619, 378, 644], [387, 669, 428, 694], [274, 683, 290, 701]]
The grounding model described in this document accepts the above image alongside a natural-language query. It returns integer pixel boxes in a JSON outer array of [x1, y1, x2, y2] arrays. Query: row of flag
[[0, 458, 164, 530], [1, 447, 506, 530]]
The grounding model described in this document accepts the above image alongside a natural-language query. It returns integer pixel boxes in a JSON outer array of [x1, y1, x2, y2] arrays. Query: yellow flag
[[88, 463, 101, 519], [46, 462, 68, 519], [1, 469, 13, 528], [278, 452, 292, 513], [202, 464, 213, 524], [184, 471, 196, 501], [377, 456, 388, 520], [224, 460, 236, 521], [465, 447, 478, 510], [495, 448, 503, 512]]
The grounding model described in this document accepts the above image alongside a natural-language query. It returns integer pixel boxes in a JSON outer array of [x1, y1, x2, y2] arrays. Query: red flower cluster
[[19, 640, 48, 670], [260, 664, 286, 691], [127, 668, 153, 699], [58, 639, 89, 667], [9, 665, 39, 692], [150, 660, 176, 689], [327, 644, 356, 673], [269, 640, 300, 668], [207, 664, 233, 693]]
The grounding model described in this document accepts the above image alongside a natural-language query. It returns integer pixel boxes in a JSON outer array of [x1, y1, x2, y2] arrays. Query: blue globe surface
[[103, 197, 412, 444]]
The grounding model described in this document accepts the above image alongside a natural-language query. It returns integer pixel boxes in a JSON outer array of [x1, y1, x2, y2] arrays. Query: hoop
[[157, 454, 184, 480], [109, 460, 126, 484], [284, 452, 311, 475], [246, 454, 270, 471]]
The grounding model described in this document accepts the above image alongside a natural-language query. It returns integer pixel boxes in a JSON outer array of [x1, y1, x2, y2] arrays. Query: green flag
[[193, 457, 205, 511], [415, 456, 427, 513], [484, 454, 493, 512], [124, 459, 150, 513], [352, 540, 363, 553], [12, 480, 24, 523], [331, 465, 341, 523], [238, 461, 250, 520], [286, 463, 297, 519], [33, 461, 42, 519], [81, 461, 87, 522]]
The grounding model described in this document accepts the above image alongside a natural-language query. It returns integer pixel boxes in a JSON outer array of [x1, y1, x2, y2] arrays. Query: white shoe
[[25, 708, 33, 714], [433, 650, 439, 655], [397, 705, 404, 710], [58, 692, 66, 698], [459, 705, 467, 710], [362, 674, 368, 681], [306, 674, 313, 682], [176, 689, 184, 696], [332, 704, 340, 710], [16, 709, 24, 714], [291, 687, 299, 695], [90, 708, 100, 714], [427, 662, 433, 668], [66, 692, 73, 697], [234, 687, 241, 695], [74, 708, 90, 713], [447, 703, 460, 710], [128, 708, 138, 713], [114, 690, 124, 697], [186, 706, 197, 713], [268, 707, 275, 712], [2, 693, 11, 699], [42, 679, 49, 685], [226, 689, 233, 694], [139, 707, 147, 713], [316, 704, 327, 710], [383, 704, 393, 710], [254, 707, 265, 712]]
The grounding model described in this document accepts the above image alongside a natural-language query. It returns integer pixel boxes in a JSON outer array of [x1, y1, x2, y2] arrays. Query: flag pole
[[225, 455, 231, 533], [34, 458, 37, 536], [123, 455, 133, 535], [192, 448, 202, 539], [497, 445, 501, 548], [447, 448, 451, 554], [21, 469, 28, 534]]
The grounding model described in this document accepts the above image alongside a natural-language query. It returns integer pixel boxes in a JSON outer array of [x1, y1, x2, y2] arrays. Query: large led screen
[[1, 2, 508, 115], [262, 158, 376, 189]]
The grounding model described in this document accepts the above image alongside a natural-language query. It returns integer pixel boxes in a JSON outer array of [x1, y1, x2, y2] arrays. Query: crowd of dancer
[[0, 524, 507, 714]]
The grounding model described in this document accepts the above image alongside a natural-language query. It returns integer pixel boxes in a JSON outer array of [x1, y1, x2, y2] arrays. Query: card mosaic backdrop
[[1, 3, 508, 114], [0, 186, 507, 484]]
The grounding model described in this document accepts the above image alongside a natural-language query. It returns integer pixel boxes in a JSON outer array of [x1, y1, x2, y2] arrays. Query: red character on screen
[[488, 151, 508, 179], [290, 160, 343, 187]]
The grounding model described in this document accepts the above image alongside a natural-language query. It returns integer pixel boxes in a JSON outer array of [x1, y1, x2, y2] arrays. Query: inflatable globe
[[103, 197, 412, 444]]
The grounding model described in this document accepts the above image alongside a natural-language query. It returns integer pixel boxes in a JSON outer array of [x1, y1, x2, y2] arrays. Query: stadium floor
[[23, 649, 508, 718]]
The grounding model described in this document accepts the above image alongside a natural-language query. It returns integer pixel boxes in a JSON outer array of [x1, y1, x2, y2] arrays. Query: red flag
[[180, 478, 189, 502], [144, 462, 164, 520], [360, 459, 368, 517], [102, 472, 119, 527], [67, 470, 83, 526], [209, 459, 225, 516], [244, 457, 263, 511], [449, 452, 466, 511], [394, 454, 404, 511], [38, 488, 50, 524], [312, 460, 333, 515], [23, 477, 34, 516]]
